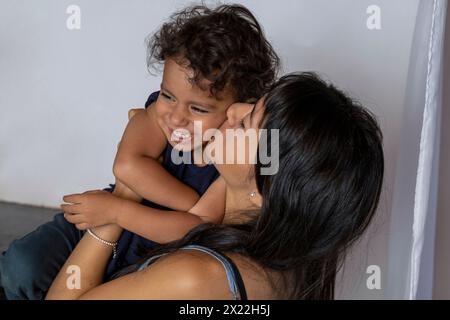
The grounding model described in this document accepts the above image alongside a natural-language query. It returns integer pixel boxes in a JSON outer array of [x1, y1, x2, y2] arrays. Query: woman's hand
[[61, 190, 126, 230]]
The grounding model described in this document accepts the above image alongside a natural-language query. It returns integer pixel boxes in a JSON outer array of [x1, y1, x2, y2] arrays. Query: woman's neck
[[223, 185, 260, 224]]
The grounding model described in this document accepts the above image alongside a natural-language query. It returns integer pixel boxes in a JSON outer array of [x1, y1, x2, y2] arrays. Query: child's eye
[[161, 92, 175, 102], [190, 106, 209, 114]]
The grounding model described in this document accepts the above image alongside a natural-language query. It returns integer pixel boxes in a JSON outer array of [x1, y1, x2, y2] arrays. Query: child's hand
[[61, 190, 124, 230], [128, 108, 145, 120]]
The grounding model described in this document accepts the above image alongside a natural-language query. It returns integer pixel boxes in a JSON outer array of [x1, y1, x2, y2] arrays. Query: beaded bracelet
[[87, 228, 118, 259]]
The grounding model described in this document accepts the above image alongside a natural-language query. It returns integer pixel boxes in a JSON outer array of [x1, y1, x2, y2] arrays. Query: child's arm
[[63, 177, 226, 243], [115, 176, 226, 243], [113, 104, 199, 211]]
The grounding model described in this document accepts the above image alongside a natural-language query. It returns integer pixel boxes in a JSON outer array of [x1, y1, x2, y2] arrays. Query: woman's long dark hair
[[137, 73, 385, 299]]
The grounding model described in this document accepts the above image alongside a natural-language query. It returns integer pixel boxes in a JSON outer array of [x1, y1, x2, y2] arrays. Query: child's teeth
[[172, 129, 191, 141]]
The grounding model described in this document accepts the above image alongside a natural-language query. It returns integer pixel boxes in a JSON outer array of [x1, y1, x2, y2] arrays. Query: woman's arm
[[45, 223, 123, 300], [113, 106, 199, 211], [50, 180, 229, 299], [47, 180, 145, 299]]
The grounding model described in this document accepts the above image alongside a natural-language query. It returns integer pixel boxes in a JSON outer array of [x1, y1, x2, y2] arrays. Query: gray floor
[[0, 202, 59, 299], [0, 202, 59, 253]]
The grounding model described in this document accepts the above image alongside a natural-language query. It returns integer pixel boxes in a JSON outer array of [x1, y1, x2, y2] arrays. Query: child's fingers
[[63, 194, 81, 204], [64, 213, 86, 225], [82, 190, 103, 195], [61, 203, 81, 214]]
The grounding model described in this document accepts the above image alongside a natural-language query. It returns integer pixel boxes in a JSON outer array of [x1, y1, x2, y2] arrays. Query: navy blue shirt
[[105, 91, 219, 279]]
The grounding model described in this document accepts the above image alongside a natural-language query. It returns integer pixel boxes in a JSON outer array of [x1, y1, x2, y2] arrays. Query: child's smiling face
[[152, 58, 235, 151]]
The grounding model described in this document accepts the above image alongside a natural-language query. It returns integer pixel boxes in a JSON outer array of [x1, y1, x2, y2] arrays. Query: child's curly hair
[[147, 3, 280, 102]]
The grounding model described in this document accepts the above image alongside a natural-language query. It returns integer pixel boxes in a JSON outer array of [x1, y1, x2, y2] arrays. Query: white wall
[[0, 0, 424, 299]]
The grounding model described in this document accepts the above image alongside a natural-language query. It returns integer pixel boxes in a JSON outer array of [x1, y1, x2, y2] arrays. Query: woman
[[46, 72, 384, 299]]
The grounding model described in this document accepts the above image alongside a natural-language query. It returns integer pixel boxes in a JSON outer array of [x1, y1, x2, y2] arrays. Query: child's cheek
[[153, 100, 167, 119], [199, 121, 217, 134]]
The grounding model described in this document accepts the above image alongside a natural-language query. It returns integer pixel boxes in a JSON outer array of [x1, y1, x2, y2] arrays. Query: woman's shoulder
[[79, 248, 232, 300], [142, 248, 278, 299], [90, 247, 279, 299], [137, 248, 238, 299]]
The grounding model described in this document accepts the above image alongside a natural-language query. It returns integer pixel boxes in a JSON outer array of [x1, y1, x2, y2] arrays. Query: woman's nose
[[226, 103, 254, 127]]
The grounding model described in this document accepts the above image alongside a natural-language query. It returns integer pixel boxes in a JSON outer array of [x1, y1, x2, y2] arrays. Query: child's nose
[[169, 106, 189, 127], [226, 103, 254, 127]]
